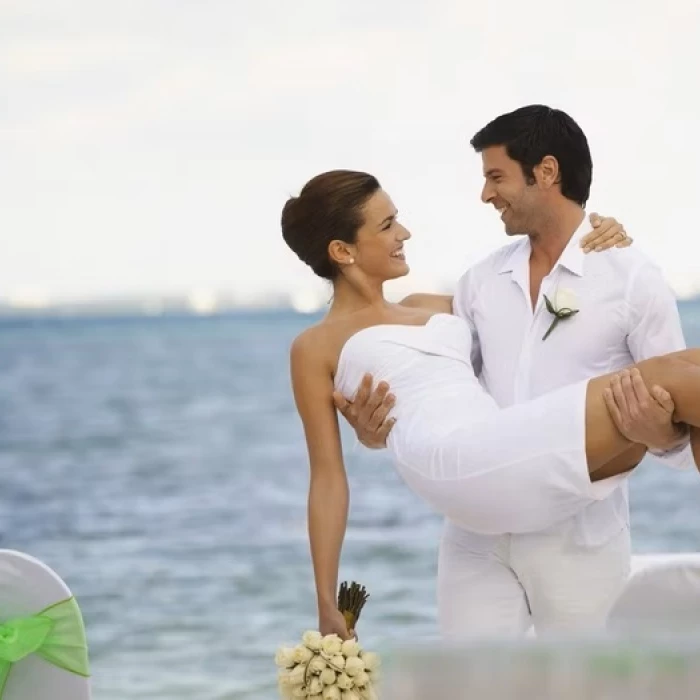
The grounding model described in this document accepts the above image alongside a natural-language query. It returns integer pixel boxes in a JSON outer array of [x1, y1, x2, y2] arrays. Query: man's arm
[[334, 217, 632, 448], [619, 261, 693, 467], [333, 374, 395, 449]]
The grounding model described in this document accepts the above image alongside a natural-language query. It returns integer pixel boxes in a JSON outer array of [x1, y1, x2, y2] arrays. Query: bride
[[281, 169, 699, 639]]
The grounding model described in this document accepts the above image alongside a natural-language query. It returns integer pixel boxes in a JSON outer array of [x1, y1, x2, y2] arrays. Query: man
[[334, 105, 691, 638]]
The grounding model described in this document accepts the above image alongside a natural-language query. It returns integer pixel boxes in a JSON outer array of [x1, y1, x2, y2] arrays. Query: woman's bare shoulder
[[291, 321, 343, 363]]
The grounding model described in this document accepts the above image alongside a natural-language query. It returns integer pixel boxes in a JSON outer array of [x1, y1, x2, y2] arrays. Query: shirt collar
[[498, 213, 588, 277]]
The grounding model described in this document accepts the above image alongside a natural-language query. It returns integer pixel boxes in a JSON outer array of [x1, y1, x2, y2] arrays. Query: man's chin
[[503, 221, 524, 237]]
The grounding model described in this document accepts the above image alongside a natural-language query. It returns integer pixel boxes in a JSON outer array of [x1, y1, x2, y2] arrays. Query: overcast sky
[[2, 0, 699, 305]]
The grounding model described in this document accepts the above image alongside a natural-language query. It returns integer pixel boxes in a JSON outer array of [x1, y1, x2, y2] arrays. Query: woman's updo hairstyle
[[281, 170, 380, 280]]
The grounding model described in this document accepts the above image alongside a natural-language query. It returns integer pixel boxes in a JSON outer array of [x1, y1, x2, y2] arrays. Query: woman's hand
[[580, 213, 633, 253], [319, 607, 354, 640]]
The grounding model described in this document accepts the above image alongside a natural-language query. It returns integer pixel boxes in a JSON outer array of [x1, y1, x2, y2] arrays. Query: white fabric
[[453, 215, 691, 547], [384, 635, 700, 700], [0, 549, 91, 700], [334, 313, 623, 534], [607, 553, 700, 634], [437, 520, 631, 641]]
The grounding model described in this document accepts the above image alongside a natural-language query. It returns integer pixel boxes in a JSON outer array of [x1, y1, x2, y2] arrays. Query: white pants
[[437, 519, 631, 640]]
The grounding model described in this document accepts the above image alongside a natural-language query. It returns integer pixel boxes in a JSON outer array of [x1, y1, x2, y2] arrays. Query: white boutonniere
[[542, 287, 579, 340]]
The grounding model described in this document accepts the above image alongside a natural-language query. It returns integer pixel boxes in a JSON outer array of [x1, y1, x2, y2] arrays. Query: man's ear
[[534, 155, 560, 189]]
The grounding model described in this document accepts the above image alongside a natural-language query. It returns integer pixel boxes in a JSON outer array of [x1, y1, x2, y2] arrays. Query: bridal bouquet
[[275, 582, 381, 699]]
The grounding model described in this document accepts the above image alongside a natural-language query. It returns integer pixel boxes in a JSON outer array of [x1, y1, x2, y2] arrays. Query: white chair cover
[[0, 549, 91, 699], [607, 553, 700, 635], [383, 638, 700, 699], [384, 553, 700, 699]]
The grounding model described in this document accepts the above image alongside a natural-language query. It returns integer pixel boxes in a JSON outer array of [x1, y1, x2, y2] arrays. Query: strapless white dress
[[334, 313, 624, 534]]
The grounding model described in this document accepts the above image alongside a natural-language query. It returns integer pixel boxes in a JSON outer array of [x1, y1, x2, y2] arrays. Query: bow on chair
[[0, 597, 90, 697]]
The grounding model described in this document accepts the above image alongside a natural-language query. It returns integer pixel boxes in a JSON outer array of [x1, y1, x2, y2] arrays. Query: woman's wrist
[[317, 593, 338, 615]]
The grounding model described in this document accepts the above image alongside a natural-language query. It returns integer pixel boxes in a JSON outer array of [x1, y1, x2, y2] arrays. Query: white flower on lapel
[[543, 287, 580, 341], [554, 287, 577, 312]]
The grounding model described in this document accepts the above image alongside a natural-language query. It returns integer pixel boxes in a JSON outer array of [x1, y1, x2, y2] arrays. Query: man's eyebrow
[[484, 168, 503, 178]]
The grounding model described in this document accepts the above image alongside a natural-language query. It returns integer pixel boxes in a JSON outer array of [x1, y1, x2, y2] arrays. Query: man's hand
[[581, 213, 633, 253], [333, 374, 395, 449], [603, 368, 688, 451]]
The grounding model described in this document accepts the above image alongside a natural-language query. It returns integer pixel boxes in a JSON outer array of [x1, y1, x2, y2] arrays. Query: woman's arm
[[290, 330, 354, 638], [400, 293, 453, 313]]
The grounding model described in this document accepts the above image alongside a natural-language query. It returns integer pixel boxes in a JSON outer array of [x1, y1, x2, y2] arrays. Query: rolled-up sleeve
[[626, 261, 693, 469]]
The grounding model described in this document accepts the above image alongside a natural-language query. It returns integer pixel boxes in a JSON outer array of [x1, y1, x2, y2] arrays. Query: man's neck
[[528, 203, 585, 271]]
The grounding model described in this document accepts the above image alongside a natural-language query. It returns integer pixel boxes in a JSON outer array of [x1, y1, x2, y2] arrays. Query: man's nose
[[481, 181, 494, 204]]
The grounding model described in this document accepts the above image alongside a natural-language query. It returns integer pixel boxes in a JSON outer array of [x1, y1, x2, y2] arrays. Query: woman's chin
[[387, 261, 410, 279]]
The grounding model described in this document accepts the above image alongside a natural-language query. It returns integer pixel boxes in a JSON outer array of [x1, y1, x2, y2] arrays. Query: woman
[[282, 170, 698, 639]]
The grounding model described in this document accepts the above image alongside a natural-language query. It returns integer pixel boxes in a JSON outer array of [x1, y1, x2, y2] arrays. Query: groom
[[334, 105, 691, 638]]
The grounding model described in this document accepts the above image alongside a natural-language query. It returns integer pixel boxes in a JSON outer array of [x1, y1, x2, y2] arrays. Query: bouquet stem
[[337, 581, 369, 632]]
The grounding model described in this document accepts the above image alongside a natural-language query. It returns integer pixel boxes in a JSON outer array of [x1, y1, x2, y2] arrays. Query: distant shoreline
[[0, 306, 323, 323], [1, 296, 698, 322], [0, 296, 700, 324]]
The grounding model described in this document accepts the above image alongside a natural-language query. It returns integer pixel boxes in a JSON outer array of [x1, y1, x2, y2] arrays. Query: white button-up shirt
[[453, 216, 692, 547]]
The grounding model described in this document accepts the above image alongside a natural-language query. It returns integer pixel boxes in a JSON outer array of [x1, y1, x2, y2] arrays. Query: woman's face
[[350, 189, 412, 281]]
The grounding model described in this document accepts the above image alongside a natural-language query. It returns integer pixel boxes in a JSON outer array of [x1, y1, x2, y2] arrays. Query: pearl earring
[[348, 258, 355, 264]]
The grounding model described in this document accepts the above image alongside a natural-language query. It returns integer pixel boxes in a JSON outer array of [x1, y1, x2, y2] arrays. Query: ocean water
[[1, 303, 700, 699]]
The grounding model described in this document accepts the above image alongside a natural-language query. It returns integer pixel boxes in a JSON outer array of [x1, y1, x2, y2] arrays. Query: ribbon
[[0, 597, 90, 697]]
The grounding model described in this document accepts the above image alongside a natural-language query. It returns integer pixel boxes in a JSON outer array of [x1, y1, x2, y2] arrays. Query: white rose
[[309, 677, 324, 695], [360, 651, 380, 672], [354, 670, 370, 688], [275, 646, 297, 669], [288, 664, 306, 686], [277, 669, 296, 699], [302, 630, 324, 651], [308, 656, 326, 675], [321, 634, 343, 656], [323, 686, 341, 700], [367, 669, 380, 683], [292, 686, 307, 699], [363, 685, 379, 700], [336, 672, 354, 690], [341, 691, 361, 700], [320, 668, 337, 685], [330, 655, 345, 671], [340, 639, 361, 658], [278, 670, 294, 688], [554, 287, 577, 311], [278, 679, 295, 700], [308, 696, 323, 700], [344, 657, 364, 678], [294, 644, 314, 664]]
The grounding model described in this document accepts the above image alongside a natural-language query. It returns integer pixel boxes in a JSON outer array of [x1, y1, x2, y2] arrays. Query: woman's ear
[[328, 240, 355, 267]]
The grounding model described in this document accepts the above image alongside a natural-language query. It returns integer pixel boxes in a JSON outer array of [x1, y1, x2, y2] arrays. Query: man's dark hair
[[470, 105, 592, 206]]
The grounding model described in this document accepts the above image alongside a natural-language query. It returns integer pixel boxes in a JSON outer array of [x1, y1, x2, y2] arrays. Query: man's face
[[479, 145, 540, 236]]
